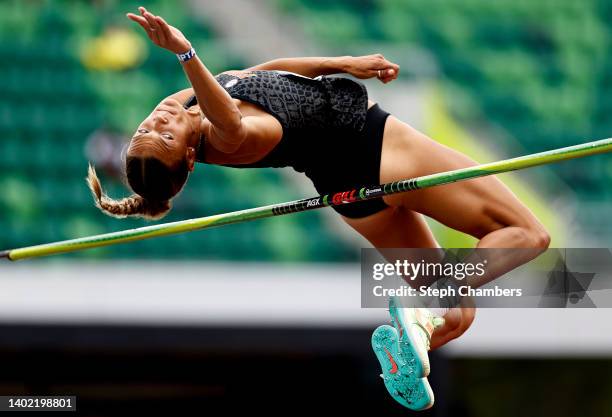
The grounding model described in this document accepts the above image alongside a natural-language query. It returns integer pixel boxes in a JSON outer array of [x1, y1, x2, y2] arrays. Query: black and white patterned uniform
[[186, 70, 391, 218]]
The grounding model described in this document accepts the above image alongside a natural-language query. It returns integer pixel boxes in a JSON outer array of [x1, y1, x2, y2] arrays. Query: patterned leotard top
[[186, 70, 369, 172]]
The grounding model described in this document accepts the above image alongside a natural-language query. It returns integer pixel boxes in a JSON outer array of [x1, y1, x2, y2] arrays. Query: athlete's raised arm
[[247, 54, 400, 83], [127, 7, 246, 151]]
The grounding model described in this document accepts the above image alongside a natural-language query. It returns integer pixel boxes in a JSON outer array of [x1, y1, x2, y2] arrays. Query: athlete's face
[[127, 98, 200, 171]]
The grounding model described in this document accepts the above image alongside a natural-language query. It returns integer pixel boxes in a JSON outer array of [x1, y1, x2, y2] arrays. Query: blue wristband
[[177, 48, 196, 63]]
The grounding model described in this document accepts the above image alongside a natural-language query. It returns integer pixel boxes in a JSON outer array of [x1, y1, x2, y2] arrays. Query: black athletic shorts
[[305, 104, 391, 218]]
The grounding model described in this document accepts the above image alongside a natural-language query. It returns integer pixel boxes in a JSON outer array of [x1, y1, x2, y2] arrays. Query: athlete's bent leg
[[380, 116, 551, 287]]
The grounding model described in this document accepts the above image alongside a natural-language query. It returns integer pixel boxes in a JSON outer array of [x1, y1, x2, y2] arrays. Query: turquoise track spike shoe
[[371, 297, 445, 411]]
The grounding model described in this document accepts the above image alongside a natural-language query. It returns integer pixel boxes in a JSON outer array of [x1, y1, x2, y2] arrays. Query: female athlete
[[86, 7, 550, 411]]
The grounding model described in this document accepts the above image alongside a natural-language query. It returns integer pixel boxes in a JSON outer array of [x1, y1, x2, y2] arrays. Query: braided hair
[[86, 155, 189, 220]]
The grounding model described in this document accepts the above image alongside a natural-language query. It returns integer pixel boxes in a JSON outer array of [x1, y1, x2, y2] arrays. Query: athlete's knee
[[502, 221, 550, 250], [533, 227, 551, 249], [522, 221, 551, 250]]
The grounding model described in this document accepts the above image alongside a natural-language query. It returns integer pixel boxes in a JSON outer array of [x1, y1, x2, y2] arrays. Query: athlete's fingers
[[141, 8, 161, 32], [155, 16, 173, 40], [127, 13, 152, 33], [126, 13, 146, 25], [141, 8, 162, 44], [372, 69, 384, 80], [373, 58, 399, 76], [152, 17, 168, 44], [376, 68, 395, 82], [143, 11, 160, 30], [386, 68, 398, 82], [388, 63, 400, 78], [126, 13, 149, 27], [137, 7, 155, 35]]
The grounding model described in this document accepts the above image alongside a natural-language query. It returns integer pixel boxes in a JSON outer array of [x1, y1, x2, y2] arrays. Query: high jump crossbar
[[1, 138, 611, 261]]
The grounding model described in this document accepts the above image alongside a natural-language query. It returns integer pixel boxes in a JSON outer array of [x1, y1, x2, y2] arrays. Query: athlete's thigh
[[342, 205, 439, 249], [379, 117, 542, 239]]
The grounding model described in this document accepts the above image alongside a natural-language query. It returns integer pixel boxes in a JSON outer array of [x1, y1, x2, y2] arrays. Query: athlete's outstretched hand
[[344, 54, 400, 84], [127, 7, 192, 54]]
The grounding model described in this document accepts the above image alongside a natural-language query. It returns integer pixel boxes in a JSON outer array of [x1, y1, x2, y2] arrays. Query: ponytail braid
[[86, 164, 171, 220]]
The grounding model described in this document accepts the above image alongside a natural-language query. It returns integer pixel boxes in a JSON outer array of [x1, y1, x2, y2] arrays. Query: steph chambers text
[[373, 285, 523, 298]]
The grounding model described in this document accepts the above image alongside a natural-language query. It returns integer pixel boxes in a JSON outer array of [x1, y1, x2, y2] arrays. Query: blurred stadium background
[[0, 0, 611, 415]]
